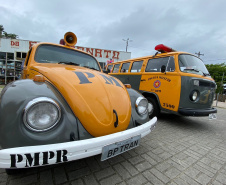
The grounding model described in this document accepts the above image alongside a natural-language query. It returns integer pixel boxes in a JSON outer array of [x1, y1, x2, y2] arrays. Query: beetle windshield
[[35, 44, 101, 71], [179, 54, 210, 76]]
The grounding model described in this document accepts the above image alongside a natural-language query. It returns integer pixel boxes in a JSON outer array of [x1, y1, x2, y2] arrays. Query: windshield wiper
[[58, 61, 79, 66], [183, 68, 200, 73], [83, 66, 99, 71], [39, 59, 51, 63], [184, 68, 210, 76], [202, 72, 210, 76]]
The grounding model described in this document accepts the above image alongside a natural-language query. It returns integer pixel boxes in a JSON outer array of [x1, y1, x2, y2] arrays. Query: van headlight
[[135, 97, 148, 115], [23, 97, 61, 132], [190, 90, 199, 101]]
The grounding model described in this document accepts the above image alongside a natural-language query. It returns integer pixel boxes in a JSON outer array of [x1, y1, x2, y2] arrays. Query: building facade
[[0, 38, 131, 84], [74, 46, 131, 69]]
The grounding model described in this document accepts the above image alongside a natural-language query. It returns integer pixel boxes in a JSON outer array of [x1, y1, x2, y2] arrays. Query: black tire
[[147, 97, 160, 118]]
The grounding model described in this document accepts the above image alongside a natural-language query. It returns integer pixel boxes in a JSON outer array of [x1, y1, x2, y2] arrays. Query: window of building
[[0, 53, 6, 77], [0, 52, 6, 60], [131, 61, 143, 72], [22, 52, 27, 58], [16, 52, 27, 59], [16, 52, 21, 58], [7, 53, 14, 60]]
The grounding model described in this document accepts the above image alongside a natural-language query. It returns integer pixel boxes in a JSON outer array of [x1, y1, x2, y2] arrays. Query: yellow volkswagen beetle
[[0, 32, 157, 174]]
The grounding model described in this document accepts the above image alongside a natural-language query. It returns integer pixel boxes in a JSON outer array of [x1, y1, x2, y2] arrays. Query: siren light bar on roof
[[155, 44, 176, 53]]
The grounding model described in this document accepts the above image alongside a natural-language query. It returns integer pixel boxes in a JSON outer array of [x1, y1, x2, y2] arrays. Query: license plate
[[101, 135, 141, 161], [209, 113, 217, 120]]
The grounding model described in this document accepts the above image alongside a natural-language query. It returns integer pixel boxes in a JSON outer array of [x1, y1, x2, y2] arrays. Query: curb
[[213, 101, 226, 109]]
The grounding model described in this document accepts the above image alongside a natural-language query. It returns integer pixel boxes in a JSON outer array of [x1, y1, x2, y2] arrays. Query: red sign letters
[[75, 46, 120, 59]]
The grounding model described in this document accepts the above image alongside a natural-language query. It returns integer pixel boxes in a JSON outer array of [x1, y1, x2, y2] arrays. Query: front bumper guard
[[178, 107, 217, 116], [0, 117, 157, 169]]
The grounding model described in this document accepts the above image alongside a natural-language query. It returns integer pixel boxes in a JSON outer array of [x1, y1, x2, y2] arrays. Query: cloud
[[0, 0, 226, 64]]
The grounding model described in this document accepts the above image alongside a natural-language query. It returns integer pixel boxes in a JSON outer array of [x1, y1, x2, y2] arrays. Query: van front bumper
[[178, 107, 217, 116], [0, 117, 157, 169]]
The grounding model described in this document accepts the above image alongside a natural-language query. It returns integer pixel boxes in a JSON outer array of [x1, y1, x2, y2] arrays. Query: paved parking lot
[[0, 105, 226, 184]]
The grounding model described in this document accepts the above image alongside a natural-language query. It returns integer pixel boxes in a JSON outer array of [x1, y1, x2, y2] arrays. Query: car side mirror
[[161, 65, 166, 73]]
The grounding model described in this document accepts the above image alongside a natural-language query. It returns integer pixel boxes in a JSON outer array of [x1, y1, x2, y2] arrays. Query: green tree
[[206, 63, 226, 93], [5, 33, 18, 39], [0, 25, 18, 39], [0, 25, 4, 37]]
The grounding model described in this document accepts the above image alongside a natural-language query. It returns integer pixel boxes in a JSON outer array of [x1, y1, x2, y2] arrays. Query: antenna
[[195, 51, 204, 58]]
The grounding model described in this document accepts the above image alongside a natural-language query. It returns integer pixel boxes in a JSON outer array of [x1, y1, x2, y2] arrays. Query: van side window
[[166, 57, 175, 72], [107, 64, 113, 72], [112, 64, 120, 73], [120, 63, 130, 73], [145, 57, 175, 72], [131, 61, 143, 72]]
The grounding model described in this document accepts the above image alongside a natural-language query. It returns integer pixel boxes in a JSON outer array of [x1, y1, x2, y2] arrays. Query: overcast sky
[[1, 0, 226, 64]]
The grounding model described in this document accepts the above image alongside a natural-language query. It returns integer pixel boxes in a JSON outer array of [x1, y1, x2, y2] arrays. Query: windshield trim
[[178, 54, 210, 76], [34, 44, 101, 71]]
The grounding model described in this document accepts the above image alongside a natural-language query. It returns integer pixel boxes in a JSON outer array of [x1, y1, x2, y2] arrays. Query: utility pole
[[221, 72, 224, 94], [122, 38, 132, 52], [195, 51, 204, 58]]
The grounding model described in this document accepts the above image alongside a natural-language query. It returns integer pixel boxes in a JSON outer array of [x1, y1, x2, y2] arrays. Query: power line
[[205, 59, 226, 61]]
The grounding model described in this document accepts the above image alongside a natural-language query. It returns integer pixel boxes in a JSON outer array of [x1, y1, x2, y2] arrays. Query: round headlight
[[135, 97, 148, 115], [23, 97, 61, 132], [190, 91, 199, 101]]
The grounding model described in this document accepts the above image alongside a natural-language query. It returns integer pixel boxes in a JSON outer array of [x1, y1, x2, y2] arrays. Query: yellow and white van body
[[107, 44, 217, 118]]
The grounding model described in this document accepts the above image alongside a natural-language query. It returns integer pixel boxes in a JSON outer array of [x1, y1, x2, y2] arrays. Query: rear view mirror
[[161, 65, 166, 73]]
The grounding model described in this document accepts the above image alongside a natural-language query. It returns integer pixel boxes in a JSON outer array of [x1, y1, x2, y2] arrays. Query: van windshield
[[35, 44, 101, 71], [179, 54, 210, 76]]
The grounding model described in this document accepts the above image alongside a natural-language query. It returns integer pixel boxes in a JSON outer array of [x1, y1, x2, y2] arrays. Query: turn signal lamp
[[33, 75, 45, 82], [59, 39, 65, 45], [155, 44, 176, 53], [124, 84, 131, 88]]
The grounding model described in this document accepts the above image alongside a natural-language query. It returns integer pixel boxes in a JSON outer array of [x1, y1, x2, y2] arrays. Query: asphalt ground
[[0, 87, 226, 185]]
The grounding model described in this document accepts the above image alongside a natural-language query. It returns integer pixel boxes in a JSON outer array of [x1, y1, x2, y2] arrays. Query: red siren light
[[155, 44, 176, 53], [59, 39, 65, 45]]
